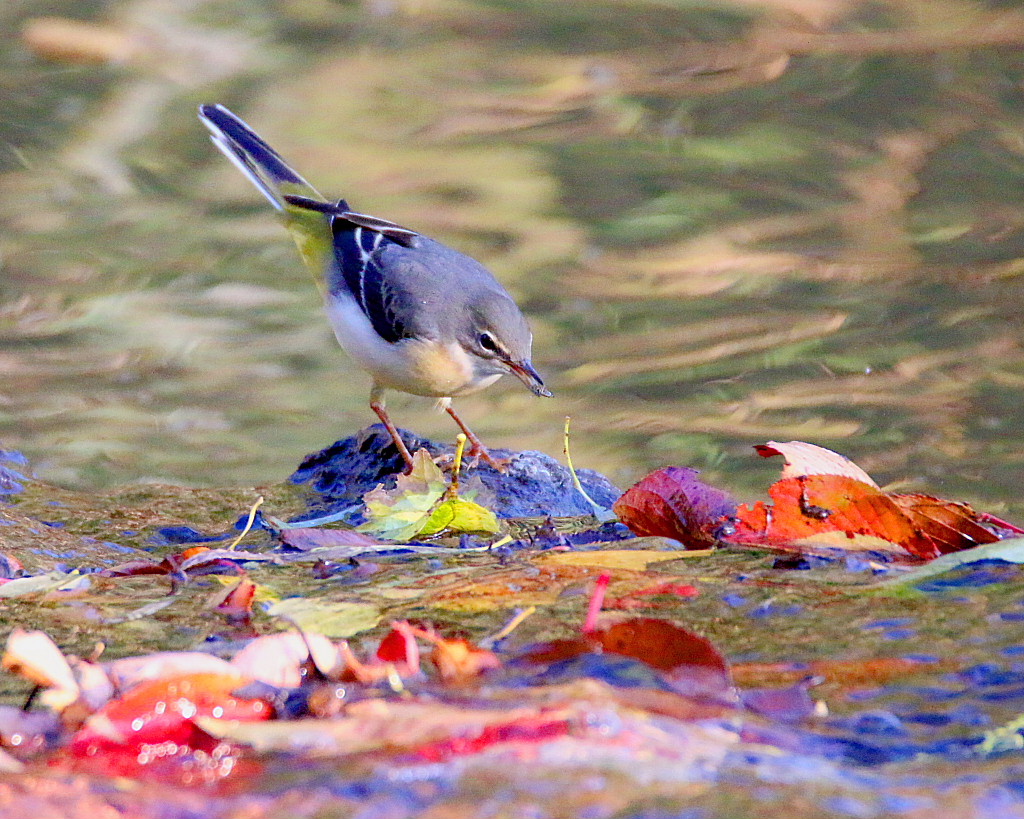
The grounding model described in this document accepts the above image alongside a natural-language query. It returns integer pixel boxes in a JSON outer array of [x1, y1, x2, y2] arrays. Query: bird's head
[[456, 292, 551, 398]]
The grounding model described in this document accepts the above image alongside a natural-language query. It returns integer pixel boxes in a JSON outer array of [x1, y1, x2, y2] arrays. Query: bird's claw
[[433, 445, 510, 473]]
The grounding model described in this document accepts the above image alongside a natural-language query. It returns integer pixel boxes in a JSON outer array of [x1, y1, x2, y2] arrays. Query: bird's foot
[[468, 442, 509, 473], [434, 444, 510, 473], [442, 405, 510, 472]]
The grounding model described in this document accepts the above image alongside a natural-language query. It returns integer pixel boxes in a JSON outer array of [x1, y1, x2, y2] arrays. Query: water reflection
[[2, 0, 1024, 521]]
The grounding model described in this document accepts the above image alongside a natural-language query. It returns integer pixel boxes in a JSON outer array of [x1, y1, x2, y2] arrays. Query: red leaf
[[71, 672, 272, 758], [521, 618, 732, 701], [597, 618, 728, 678], [376, 622, 420, 667], [614, 466, 736, 548], [889, 493, 1001, 557]]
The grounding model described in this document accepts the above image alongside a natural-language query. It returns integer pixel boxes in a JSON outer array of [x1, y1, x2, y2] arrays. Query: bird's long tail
[[198, 103, 333, 275]]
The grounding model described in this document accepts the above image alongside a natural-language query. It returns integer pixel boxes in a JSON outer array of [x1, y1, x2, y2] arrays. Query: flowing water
[[5, 0, 1024, 815]]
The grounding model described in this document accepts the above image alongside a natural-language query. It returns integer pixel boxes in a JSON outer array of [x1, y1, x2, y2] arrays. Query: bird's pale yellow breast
[[394, 339, 477, 397]]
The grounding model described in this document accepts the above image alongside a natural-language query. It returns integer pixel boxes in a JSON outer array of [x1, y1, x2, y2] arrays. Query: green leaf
[[357, 449, 447, 541], [0, 571, 89, 598], [266, 598, 381, 637], [873, 537, 1024, 592]]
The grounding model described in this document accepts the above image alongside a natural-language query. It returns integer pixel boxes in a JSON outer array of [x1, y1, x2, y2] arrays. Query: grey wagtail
[[198, 104, 551, 472]]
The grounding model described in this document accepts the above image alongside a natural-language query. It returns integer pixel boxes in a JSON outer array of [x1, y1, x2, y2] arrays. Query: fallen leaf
[[0, 571, 86, 598], [358, 450, 448, 541], [230, 632, 344, 686], [890, 493, 1001, 555], [429, 637, 501, 682], [521, 617, 733, 702], [216, 576, 257, 625], [2, 629, 79, 710], [418, 496, 501, 537], [754, 440, 878, 486], [71, 672, 271, 758], [598, 619, 731, 691], [399, 624, 501, 682], [731, 473, 999, 560], [614, 466, 736, 548], [727, 443, 1004, 560], [534, 549, 690, 572], [266, 598, 381, 638], [375, 621, 421, 670]]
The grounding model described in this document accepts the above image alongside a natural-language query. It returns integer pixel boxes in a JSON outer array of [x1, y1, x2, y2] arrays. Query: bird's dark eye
[[478, 332, 499, 353]]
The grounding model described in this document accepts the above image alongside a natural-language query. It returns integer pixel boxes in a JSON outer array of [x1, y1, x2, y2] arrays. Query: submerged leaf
[[521, 617, 733, 702], [266, 598, 381, 638]]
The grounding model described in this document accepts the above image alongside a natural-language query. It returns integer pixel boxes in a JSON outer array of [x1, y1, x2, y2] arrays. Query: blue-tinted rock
[[289, 425, 621, 521]]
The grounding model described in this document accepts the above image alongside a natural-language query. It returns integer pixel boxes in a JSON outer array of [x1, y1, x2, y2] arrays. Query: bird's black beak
[[507, 360, 552, 398]]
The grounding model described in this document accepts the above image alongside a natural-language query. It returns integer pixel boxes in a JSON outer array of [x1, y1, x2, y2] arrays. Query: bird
[[197, 104, 551, 472]]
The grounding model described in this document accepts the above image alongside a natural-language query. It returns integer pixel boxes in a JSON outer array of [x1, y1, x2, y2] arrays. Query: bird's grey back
[[328, 219, 524, 347]]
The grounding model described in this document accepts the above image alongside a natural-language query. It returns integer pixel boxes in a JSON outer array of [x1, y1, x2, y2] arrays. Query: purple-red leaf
[[614, 466, 736, 548]]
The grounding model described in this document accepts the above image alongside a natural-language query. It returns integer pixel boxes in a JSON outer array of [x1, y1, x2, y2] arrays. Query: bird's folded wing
[[329, 216, 417, 344]]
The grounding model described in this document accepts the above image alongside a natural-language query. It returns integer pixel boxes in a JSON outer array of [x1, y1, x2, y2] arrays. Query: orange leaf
[[429, 637, 501, 682], [730, 445, 1002, 560]]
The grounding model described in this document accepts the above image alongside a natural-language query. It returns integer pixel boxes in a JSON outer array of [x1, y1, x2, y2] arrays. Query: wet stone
[[289, 425, 622, 522]]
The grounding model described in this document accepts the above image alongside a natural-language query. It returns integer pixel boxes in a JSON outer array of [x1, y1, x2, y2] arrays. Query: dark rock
[[289, 425, 621, 522]]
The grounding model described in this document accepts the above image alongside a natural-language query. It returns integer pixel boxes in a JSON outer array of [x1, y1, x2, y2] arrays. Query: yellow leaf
[[418, 498, 501, 537], [210, 575, 279, 603], [534, 549, 693, 572]]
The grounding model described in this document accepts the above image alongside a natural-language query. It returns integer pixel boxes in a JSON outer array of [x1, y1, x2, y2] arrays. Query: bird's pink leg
[[445, 404, 504, 471], [370, 387, 415, 473]]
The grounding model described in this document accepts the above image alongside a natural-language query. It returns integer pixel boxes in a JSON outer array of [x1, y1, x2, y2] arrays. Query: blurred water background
[[3, 0, 1024, 513]]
